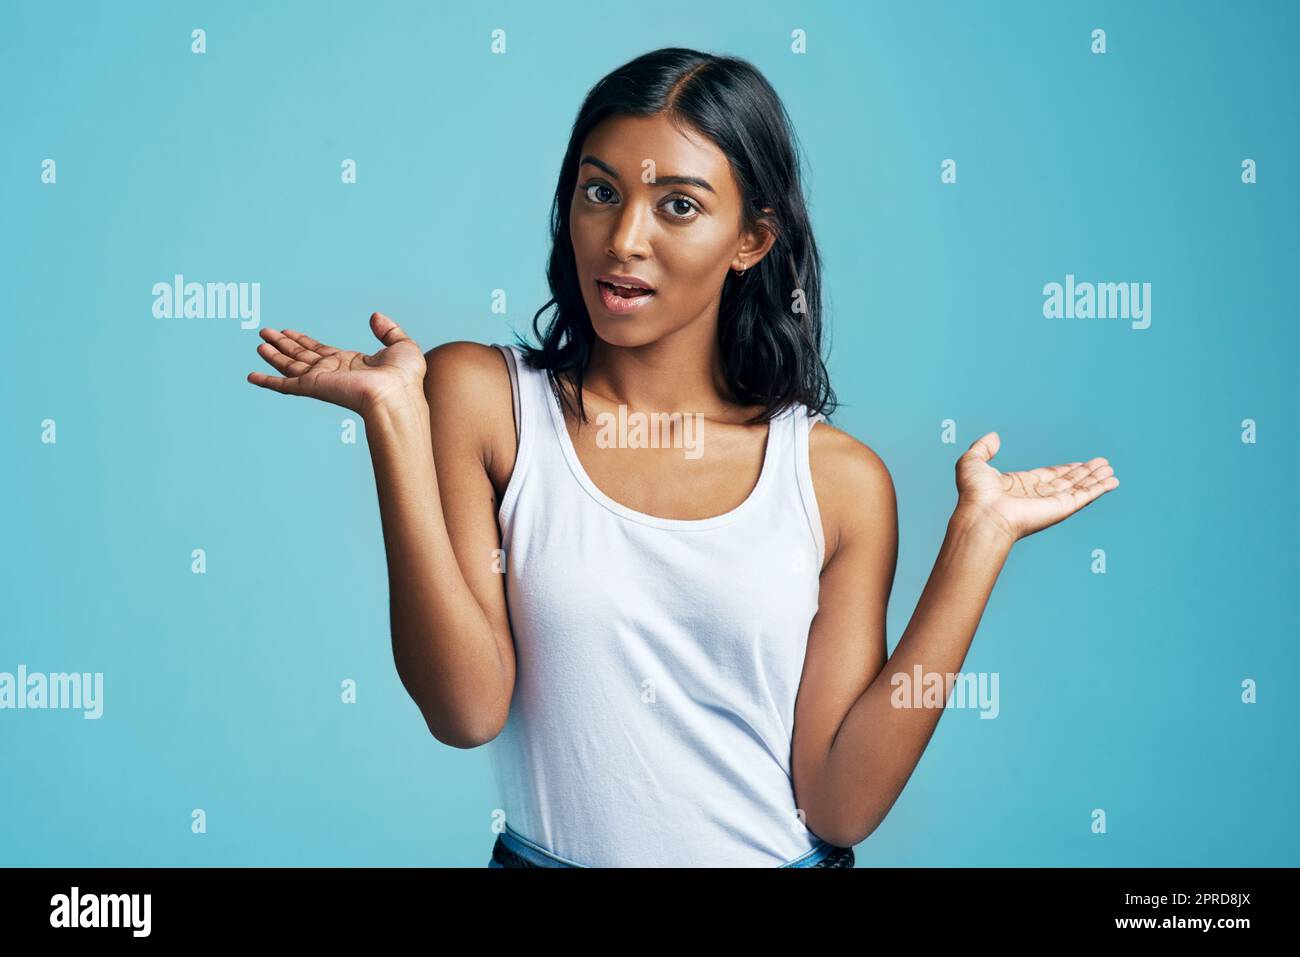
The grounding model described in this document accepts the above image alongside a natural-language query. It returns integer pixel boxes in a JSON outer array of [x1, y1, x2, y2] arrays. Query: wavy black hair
[[511, 47, 836, 426]]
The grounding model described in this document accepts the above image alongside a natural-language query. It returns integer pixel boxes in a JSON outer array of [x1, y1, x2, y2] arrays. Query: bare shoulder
[[807, 418, 897, 564], [422, 339, 512, 388], [422, 341, 517, 474]]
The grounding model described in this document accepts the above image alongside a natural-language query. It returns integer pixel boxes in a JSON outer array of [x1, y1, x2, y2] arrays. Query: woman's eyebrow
[[579, 154, 715, 194]]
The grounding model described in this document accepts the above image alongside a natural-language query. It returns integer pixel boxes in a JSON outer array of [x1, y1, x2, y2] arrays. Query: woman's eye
[[580, 183, 699, 220], [664, 196, 700, 219]]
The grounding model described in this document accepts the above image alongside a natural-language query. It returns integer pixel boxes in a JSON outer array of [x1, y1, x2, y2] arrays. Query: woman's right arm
[[365, 341, 518, 749]]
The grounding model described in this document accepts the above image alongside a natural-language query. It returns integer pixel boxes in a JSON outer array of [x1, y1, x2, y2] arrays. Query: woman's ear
[[737, 210, 778, 270]]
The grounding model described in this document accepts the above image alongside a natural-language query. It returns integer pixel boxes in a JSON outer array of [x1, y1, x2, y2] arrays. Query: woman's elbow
[[422, 706, 507, 750]]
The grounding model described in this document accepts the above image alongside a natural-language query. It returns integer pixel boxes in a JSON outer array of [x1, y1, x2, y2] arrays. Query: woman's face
[[569, 112, 773, 348]]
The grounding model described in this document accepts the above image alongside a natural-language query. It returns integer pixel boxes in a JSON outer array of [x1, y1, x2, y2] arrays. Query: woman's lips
[[596, 279, 656, 315]]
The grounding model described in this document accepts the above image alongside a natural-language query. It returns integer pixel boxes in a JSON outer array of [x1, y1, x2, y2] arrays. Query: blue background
[[1, 0, 1295, 866]]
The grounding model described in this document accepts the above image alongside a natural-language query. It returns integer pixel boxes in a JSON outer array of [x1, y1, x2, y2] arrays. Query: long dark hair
[[512, 47, 836, 426]]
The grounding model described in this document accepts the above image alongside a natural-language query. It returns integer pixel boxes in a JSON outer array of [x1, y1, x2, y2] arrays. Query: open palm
[[246, 312, 426, 416], [955, 431, 1120, 542]]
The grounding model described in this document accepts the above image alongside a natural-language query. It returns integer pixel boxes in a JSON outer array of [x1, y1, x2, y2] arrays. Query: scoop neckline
[[543, 372, 783, 531]]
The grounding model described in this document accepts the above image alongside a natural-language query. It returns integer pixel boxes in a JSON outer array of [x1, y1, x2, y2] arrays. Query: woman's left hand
[[953, 431, 1120, 543]]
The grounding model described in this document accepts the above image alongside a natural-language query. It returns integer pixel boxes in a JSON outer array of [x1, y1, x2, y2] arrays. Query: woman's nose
[[605, 201, 653, 260]]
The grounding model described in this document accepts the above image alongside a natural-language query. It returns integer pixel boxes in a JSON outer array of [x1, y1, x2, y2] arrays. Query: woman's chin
[[589, 316, 659, 347]]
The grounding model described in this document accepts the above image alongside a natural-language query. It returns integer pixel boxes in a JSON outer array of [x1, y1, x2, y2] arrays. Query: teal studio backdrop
[[1, 0, 1296, 867]]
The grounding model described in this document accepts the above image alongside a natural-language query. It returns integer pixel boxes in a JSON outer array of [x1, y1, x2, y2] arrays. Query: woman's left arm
[[791, 430, 1119, 849]]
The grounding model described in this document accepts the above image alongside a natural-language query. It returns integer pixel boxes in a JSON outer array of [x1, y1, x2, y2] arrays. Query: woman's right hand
[[246, 312, 427, 417]]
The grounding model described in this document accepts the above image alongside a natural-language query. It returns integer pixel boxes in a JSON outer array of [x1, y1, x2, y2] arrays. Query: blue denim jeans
[[488, 822, 855, 868]]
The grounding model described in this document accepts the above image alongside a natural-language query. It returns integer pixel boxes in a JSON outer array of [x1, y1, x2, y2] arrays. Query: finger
[[1025, 462, 1085, 485], [1074, 467, 1117, 492], [371, 311, 412, 347], [1042, 462, 1095, 491], [1069, 464, 1115, 493], [1063, 472, 1120, 515], [260, 327, 321, 364], [1067, 476, 1117, 511], [1061, 488, 1103, 518], [1043, 459, 1111, 492], [257, 341, 311, 377], [962, 431, 1000, 464], [246, 371, 303, 395], [281, 329, 336, 357]]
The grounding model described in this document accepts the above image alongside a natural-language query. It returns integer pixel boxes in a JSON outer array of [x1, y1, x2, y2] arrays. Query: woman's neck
[[580, 331, 748, 420]]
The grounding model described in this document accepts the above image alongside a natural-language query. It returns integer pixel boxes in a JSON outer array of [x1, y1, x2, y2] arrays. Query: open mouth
[[597, 280, 656, 299]]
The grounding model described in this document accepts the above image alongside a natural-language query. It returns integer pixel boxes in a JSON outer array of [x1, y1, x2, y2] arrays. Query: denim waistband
[[495, 822, 840, 868]]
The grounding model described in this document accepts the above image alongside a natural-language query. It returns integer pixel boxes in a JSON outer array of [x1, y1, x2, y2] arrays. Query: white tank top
[[488, 342, 828, 866]]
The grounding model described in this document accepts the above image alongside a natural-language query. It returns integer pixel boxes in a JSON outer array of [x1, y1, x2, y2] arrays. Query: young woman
[[246, 48, 1119, 868]]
